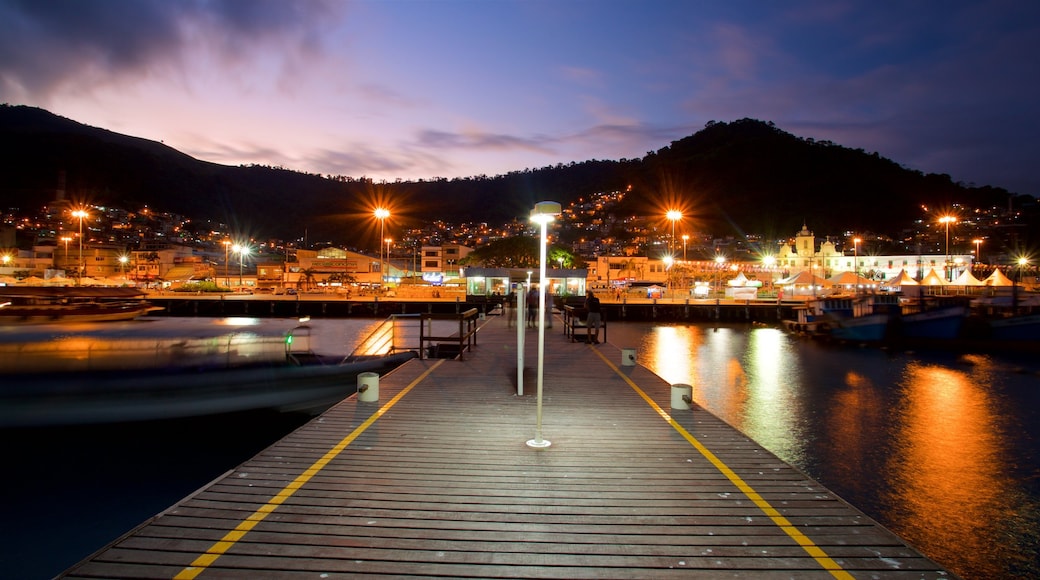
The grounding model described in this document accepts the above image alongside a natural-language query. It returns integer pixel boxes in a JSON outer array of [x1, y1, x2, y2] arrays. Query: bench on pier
[[562, 305, 607, 343]]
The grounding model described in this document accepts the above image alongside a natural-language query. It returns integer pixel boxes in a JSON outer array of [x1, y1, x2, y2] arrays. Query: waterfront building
[[776, 223, 974, 283], [462, 267, 588, 298], [420, 244, 472, 285]]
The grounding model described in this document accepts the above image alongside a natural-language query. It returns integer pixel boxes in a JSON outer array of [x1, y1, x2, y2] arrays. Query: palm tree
[[142, 251, 161, 282], [299, 268, 316, 291], [619, 257, 639, 283]]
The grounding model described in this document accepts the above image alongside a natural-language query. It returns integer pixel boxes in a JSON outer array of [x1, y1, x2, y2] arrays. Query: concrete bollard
[[671, 383, 693, 410], [357, 372, 379, 402], [621, 348, 637, 366]]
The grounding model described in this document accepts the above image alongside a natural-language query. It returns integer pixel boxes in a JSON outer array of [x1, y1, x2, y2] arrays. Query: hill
[[0, 105, 1031, 246]]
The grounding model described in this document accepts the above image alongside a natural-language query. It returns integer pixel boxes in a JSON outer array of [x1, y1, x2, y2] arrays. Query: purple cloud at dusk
[[2, 0, 1038, 195]]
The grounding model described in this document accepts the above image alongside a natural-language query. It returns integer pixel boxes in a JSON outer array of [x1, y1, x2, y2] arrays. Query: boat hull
[[899, 306, 968, 339], [0, 352, 416, 428], [829, 313, 891, 342], [988, 313, 1040, 341], [0, 287, 158, 324]]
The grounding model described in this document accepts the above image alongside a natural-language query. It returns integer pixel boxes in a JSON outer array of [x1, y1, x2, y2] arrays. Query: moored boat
[[0, 286, 160, 324], [819, 293, 900, 342], [897, 297, 970, 340], [0, 351, 416, 427], [0, 317, 419, 427], [987, 313, 1040, 341]]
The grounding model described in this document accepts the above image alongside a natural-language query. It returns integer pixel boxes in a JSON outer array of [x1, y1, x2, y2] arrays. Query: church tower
[[795, 223, 815, 258]]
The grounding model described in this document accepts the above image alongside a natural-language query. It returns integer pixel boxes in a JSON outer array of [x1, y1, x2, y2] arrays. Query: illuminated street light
[[385, 238, 393, 284], [60, 236, 72, 271], [666, 210, 682, 256], [72, 209, 88, 280], [374, 208, 390, 286], [763, 255, 776, 295], [714, 254, 725, 298], [852, 239, 861, 280], [663, 255, 674, 299], [118, 255, 129, 281], [223, 240, 232, 287], [939, 216, 956, 281], [681, 234, 689, 262], [973, 238, 983, 265], [233, 244, 250, 286], [527, 201, 561, 450]]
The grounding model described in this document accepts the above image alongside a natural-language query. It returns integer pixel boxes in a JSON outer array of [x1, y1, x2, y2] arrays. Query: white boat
[[0, 318, 416, 427], [0, 286, 159, 324], [0, 351, 415, 427]]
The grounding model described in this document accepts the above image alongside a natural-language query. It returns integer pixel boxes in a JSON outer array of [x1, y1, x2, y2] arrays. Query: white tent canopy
[[951, 270, 984, 286], [776, 270, 831, 287], [920, 268, 947, 286], [884, 269, 918, 287], [984, 269, 1015, 286], [828, 271, 877, 288]]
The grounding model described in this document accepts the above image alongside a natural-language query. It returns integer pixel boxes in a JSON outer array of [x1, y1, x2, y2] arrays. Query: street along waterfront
[[1, 318, 1036, 579], [607, 321, 1040, 580]]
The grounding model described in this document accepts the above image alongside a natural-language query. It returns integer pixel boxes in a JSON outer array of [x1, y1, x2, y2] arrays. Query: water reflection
[[609, 322, 1040, 579], [646, 326, 808, 464], [889, 358, 1016, 577]]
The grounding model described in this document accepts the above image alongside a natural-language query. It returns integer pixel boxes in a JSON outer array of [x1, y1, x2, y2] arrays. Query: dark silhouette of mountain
[[0, 105, 1031, 246]]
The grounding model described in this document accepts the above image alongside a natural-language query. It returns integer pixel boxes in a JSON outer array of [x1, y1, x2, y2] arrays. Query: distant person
[[584, 290, 601, 344], [526, 286, 539, 327]]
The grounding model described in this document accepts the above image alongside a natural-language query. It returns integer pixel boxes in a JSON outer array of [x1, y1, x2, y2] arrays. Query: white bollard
[[621, 348, 637, 367], [357, 372, 379, 402], [671, 383, 693, 410]]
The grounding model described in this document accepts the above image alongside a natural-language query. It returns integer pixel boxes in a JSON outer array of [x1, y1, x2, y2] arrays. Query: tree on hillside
[[462, 236, 575, 269], [463, 237, 540, 268]]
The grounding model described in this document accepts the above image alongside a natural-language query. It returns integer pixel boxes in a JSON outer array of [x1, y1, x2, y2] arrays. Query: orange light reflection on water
[[886, 357, 1010, 574], [627, 325, 1035, 579], [640, 326, 808, 462]]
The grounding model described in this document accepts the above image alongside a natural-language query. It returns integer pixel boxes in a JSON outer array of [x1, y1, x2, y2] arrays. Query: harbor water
[[607, 322, 1040, 580], [1, 317, 1037, 578]]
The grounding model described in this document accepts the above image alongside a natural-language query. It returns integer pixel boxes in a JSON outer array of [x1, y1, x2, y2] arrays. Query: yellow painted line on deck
[[173, 360, 445, 580], [591, 347, 854, 580]]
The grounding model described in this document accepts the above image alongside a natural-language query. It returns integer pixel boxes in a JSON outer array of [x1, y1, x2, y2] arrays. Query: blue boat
[[987, 313, 1040, 341], [898, 298, 970, 340], [820, 294, 900, 342]]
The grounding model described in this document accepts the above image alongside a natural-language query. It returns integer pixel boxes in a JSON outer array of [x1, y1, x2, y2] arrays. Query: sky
[[2, 0, 1039, 197]]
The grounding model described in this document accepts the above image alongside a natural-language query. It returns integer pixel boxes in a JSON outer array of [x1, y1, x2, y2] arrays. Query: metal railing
[[417, 308, 480, 360], [347, 309, 481, 362]]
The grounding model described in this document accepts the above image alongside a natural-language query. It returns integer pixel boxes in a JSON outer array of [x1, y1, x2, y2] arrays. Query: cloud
[[416, 129, 556, 155], [0, 0, 343, 101]]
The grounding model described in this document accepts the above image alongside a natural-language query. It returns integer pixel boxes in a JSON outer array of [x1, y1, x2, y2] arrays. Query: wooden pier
[[63, 314, 949, 579]]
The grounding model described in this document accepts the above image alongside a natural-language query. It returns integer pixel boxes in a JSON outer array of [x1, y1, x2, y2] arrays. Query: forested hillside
[[1, 105, 1030, 246]]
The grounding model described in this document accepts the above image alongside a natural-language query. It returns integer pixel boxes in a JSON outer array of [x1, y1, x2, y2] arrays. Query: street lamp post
[[681, 234, 689, 262], [118, 255, 128, 282], [714, 254, 725, 298], [973, 238, 983, 265], [666, 210, 682, 256], [385, 238, 393, 285], [527, 201, 561, 450], [940, 216, 956, 281], [233, 244, 249, 287], [72, 209, 88, 280], [60, 236, 71, 273], [374, 208, 390, 286], [223, 240, 231, 287], [763, 255, 776, 296], [853, 237, 860, 276]]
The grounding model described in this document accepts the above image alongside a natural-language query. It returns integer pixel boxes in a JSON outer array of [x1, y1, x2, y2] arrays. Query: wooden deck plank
[[61, 315, 951, 579]]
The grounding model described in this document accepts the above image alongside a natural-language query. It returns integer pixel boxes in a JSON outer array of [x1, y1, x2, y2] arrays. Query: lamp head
[[530, 201, 561, 224]]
